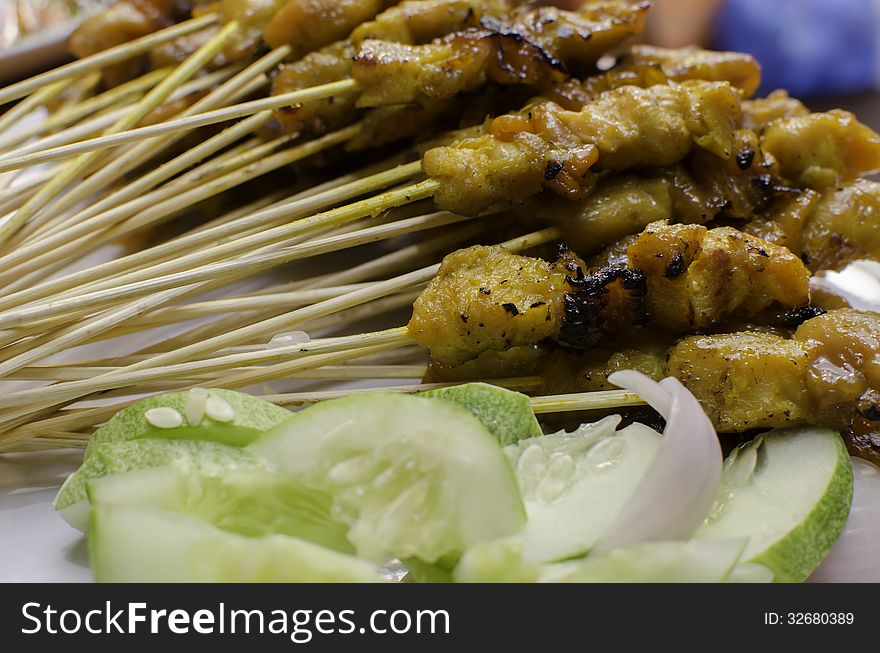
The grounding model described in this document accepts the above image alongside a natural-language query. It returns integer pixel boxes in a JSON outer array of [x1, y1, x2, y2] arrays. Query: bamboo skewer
[[31, 227, 555, 395], [0, 204, 459, 333], [0, 125, 344, 287], [0, 68, 172, 153], [127, 222, 479, 357], [0, 79, 71, 139], [22, 49, 292, 241], [0, 211, 466, 384], [0, 328, 415, 438], [0, 78, 360, 174], [0, 22, 241, 246], [0, 386, 650, 453], [2, 363, 426, 383], [0, 14, 220, 104], [0, 158, 423, 320]]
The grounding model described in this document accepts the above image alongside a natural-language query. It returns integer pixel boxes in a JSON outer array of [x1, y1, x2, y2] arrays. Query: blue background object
[[713, 0, 879, 97]]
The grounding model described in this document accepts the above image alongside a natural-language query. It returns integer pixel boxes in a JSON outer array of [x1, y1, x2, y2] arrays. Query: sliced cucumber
[[420, 383, 542, 445], [248, 393, 525, 564], [85, 389, 291, 457], [505, 416, 661, 562], [87, 467, 352, 554], [695, 427, 853, 582], [56, 439, 261, 531], [454, 538, 761, 583], [89, 504, 382, 583]]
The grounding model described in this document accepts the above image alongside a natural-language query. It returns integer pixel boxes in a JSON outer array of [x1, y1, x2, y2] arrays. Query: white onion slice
[[593, 371, 722, 554], [809, 457, 880, 583]]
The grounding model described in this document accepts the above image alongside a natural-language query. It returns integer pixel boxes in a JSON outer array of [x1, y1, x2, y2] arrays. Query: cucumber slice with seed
[[85, 389, 290, 457], [505, 416, 661, 562], [695, 427, 853, 582], [248, 393, 525, 564]]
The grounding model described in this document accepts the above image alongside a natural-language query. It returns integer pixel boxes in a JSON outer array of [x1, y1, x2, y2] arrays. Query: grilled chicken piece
[[425, 80, 742, 214], [409, 245, 585, 366], [70, 0, 195, 86], [410, 221, 807, 364], [762, 110, 880, 188], [628, 221, 810, 331], [795, 309, 880, 427], [668, 309, 880, 437], [741, 89, 808, 131], [667, 331, 814, 431], [351, 1, 649, 108], [533, 129, 778, 253], [264, 0, 398, 57], [745, 180, 880, 272], [350, 0, 517, 43], [622, 44, 761, 97], [423, 343, 547, 383], [272, 0, 518, 135], [273, 42, 358, 135], [800, 181, 880, 271]]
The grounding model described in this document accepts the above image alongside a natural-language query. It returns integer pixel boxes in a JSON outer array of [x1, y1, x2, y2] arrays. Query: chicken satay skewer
[[0, 0, 650, 174], [131, 220, 488, 356], [0, 13, 220, 105], [0, 228, 557, 431], [0, 209, 472, 385], [0, 21, 240, 246]]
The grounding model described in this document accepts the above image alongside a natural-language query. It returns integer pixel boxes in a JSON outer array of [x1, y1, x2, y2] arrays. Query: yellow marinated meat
[[422, 126, 599, 214], [666, 331, 815, 431], [537, 129, 775, 254], [800, 181, 880, 271], [545, 63, 669, 110], [558, 81, 742, 167], [271, 0, 523, 134], [423, 344, 547, 383], [740, 89, 808, 131], [272, 42, 358, 134], [627, 221, 810, 331], [351, 1, 650, 109], [424, 81, 742, 214], [264, 0, 398, 57], [741, 190, 821, 264], [350, 0, 514, 44], [408, 245, 583, 366], [761, 110, 880, 188], [70, 0, 187, 86], [538, 341, 668, 395], [536, 175, 677, 254], [744, 180, 880, 272], [353, 35, 504, 107], [794, 309, 880, 427], [623, 44, 761, 97], [491, 1, 650, 75]]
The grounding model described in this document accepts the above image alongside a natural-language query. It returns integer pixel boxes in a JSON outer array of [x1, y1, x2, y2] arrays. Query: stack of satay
[[0, 0, 878, 466]]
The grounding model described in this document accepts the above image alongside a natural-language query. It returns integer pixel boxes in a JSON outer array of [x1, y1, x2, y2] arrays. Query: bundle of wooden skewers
[[0, 0, 879, 466]]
